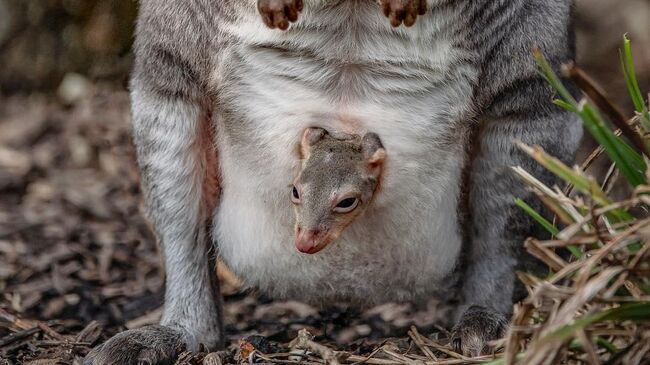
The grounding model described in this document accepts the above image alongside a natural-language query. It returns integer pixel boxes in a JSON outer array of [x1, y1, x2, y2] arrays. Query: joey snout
[[293, 211, 355, 254], [295, 226, 332, 254]]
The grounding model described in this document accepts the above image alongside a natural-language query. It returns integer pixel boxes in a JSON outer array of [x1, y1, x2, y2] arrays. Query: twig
[[290, 329, 347, 365], [415, 336, 467, 361], [0, 308, 37, 330], [408, 327, 437, 361], [37, 322, 65, 341], [349, 347, 384, 365], [0, 327, 40, 347]]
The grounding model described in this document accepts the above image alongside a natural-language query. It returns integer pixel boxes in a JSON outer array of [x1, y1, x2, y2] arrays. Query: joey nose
[[295, 228, 323, 254]]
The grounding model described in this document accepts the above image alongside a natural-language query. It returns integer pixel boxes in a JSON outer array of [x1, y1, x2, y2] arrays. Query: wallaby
[[84, 0, 581, 363]]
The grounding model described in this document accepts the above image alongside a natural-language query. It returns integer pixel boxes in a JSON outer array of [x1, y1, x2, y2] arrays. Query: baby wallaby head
[[292, 127, 386, 254]]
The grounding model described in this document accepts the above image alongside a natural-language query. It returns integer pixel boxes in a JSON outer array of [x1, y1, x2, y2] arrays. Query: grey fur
[[85, 0, 581, 362]]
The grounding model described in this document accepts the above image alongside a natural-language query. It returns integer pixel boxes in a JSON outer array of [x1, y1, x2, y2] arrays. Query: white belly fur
[[212, 1, 476, 305]]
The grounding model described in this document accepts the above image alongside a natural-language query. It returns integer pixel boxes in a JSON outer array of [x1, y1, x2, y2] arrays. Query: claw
[[451, 337, 462, 354], [258, 0, 303, 30], [378, 0, 428, 27]]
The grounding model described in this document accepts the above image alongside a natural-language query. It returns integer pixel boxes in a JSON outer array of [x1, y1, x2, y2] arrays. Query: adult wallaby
[[84, 0, 581, 363]]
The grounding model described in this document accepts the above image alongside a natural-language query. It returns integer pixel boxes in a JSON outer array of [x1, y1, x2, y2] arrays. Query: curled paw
[[84, 325, 185, 365], [258, 0, 304, 30], [450, 306, 508, 357], [378, 0, 428, 27]]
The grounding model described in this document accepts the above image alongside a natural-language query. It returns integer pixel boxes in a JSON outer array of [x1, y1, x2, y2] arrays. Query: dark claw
[[417, 0, 427, 15], [390, 9, 406, 27], [379, 0, 428, 27], [258, 0, 303, 30], [451, 337, 462, 354]]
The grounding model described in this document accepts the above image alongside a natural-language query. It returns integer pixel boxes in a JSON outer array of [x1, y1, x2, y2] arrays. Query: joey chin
[[292, 127, 386, 254]]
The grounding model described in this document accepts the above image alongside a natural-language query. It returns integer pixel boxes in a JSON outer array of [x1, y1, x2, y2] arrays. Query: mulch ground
[[0, 87, 459, 364]]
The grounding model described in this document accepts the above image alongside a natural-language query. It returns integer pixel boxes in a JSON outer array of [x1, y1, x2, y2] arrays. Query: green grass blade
[[535, 50, 647, 186], [579, 103, 646, 187], [534, 49, 577, 107], [515, 198, 584, 259], [515, 199, 560, 236], [621, 35, 650, 130], [595, 337, 618, 354], [553, 99, 578, 113]]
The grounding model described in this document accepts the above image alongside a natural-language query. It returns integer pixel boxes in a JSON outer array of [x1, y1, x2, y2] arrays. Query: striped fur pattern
[[85, 0, 581, 362]]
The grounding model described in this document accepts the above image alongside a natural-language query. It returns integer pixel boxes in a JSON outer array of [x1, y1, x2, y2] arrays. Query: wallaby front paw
[[258, 0, 304, 30], [84, 325, 186, 365], [378, 0, 427, 27], [450, 306, 508, 357]]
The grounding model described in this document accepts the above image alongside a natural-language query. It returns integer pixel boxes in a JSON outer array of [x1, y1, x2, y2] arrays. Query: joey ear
[[362, 133, 386, 178], [300, 127, 327, 159]]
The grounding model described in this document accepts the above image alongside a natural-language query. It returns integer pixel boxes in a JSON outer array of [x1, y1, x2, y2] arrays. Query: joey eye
[[292, 186, 300, 203], [334, 197, 359, 213]]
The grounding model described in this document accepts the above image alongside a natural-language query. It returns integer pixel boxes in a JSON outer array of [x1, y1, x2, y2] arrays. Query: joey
[[292, 127, 385, 254]]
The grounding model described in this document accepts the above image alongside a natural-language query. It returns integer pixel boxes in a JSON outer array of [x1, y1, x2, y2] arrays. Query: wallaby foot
[[84, 325, 186, 365], [450, 306, 508, 357]]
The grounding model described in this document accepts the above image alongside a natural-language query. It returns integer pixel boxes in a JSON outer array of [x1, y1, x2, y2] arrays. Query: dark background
[[0, 0, 135, 93]]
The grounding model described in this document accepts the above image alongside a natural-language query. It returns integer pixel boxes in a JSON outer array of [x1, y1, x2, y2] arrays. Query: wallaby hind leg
[[450, 1, 580, 356], [85, 2, 224, 363], [85, 84, 224, 365]]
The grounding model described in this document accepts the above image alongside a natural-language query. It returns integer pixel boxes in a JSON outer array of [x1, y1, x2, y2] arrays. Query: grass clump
[[502, 37, 650, 365]]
